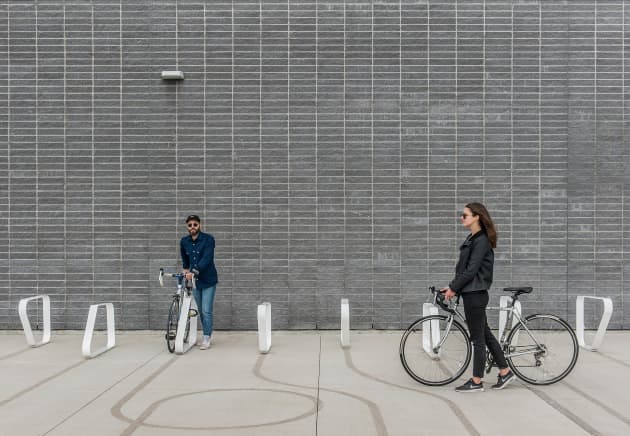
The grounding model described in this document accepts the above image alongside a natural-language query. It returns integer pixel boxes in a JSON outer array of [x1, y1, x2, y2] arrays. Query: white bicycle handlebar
[[158, 268, 196, 289]]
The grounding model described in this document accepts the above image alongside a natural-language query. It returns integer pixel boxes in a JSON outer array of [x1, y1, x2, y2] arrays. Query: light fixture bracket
[[161, 70, 185, 80]]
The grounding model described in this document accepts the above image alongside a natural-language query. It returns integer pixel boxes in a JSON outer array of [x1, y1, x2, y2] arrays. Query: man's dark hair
[[185, 214, 201, 223]]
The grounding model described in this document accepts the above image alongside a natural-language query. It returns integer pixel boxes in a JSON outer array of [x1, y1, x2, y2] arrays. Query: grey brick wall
[[0, 0, 628, 330]]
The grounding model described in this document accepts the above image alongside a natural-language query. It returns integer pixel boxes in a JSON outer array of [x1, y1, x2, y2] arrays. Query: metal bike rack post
[[82, 303, 116, 358], [175, 292, 198, 354], [257, 302, 272, 354], [576, 296, 613, 351], [422, 303, 440, 358], [340, 298, 350, 348], [498, 296, 521, 340], [18, 295, 51, 347]]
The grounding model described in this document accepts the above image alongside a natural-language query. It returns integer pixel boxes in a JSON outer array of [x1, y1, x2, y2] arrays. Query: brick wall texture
[[1, 0, 629, 330]]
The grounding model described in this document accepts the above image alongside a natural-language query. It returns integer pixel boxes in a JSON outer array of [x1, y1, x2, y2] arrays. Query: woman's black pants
[[461, 290, 508, 378]]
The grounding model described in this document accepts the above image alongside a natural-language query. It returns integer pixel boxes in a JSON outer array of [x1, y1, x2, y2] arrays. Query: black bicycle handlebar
[[430, 286, 456, 314]]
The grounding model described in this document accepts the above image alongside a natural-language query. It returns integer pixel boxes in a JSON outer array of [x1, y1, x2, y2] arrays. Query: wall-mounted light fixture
[[161, 70, 185, 80]]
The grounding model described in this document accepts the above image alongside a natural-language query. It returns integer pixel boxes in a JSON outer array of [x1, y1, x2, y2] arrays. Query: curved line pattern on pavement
[[253, 339, 389, 436], [120, 388, 319, 433], [112, 352, 321, 435], [110, 355, 178, 425], [342, 348, 480, 436], [42, 349, 165, 435]]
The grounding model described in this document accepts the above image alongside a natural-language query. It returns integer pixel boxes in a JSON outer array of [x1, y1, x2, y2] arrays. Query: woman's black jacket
[[449, 231, 494, 294]]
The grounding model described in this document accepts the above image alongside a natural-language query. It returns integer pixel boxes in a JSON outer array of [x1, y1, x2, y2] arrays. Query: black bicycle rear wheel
[[506, 314, 579, 385], [399, 315, 472, 386], [166, 297, 179, 353]]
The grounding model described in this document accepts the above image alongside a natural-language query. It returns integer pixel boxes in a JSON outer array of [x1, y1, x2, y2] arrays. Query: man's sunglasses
[[187, 222, 199, 228]]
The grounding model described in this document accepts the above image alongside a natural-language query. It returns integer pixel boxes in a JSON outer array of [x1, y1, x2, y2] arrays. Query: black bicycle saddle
[[503, 286, 533, 295]]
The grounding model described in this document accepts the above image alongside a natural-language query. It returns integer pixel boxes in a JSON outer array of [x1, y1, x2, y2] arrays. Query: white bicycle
[[159, 268, 198, 353]]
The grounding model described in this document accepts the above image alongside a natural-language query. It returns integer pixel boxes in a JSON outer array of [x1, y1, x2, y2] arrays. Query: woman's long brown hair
[[466, 202, 497, 249]]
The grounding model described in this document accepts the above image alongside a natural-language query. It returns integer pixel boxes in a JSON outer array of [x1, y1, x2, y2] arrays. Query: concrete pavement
[[1, 330, 629, 436]]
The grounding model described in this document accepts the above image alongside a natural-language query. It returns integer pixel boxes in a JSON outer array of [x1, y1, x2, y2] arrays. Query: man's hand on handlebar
[[440, 287, 457, 301], [184, 270, 195, 281]]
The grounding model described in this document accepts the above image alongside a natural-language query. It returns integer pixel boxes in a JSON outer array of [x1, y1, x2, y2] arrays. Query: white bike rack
[[175, 292, 198, 354], [499, 296, 522, 340], [257, 302, 272, 354], [340, 298, 350, 348], [576, 296, 613, 351], [18, 295, 51, 347], [82, 303, 116, 358], [422, 303, 440, 358]]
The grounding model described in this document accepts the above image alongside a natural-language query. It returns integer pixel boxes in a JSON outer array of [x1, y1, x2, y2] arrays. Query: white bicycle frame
[[160, 269, 198, 354]]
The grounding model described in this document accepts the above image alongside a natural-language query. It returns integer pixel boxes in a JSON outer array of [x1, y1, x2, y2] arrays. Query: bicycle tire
[[166, 297, 179, 353], [506, 313, 579, 385], [400, 315, 472, 386]]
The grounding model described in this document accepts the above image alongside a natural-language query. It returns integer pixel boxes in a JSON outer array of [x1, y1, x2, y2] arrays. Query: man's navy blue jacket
[[180, 231, 218, 289]]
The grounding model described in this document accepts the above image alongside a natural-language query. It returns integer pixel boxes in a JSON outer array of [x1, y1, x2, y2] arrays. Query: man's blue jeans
[[192, 285, 216, 337]]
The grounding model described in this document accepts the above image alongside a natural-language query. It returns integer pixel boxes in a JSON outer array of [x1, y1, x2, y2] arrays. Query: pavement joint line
[[0, 359, 87, 407], [316, 334, 321, 436], [563, 381, 630, 428], [342, 348, 480, 436], [253, 339, 388, 436], [41, 348, 166, 436], [526, 385, 604, 436]]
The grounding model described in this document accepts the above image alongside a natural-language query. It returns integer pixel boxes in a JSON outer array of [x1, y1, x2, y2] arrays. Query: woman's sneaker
[[491, 371, 515, 390], [455, 378, 484, 393]]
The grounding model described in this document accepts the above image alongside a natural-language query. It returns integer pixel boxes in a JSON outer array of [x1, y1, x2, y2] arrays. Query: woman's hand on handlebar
[[440, 287, 457, 301]]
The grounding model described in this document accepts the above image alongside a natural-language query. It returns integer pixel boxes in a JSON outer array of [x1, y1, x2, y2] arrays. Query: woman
[[441, 202, 514, 392]]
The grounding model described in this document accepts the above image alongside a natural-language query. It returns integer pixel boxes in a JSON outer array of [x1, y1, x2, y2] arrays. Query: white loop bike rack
[[18, 295, 51, 347], [499, 296, 522, 340], [257, 302, 272, 354], [422, 303, 440, 358], [576, 296, 613, 351], [175, 292, 198, 354], [82, 303, 116, 358], [340, 298, 350, 348]]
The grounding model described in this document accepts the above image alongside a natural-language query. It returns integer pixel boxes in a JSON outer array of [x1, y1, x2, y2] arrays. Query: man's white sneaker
[[199, 335, 211, 350]]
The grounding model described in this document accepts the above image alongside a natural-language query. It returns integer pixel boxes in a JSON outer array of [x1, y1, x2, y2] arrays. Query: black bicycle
[[159, 268, 197, 353], [400, 286, 579, 386]]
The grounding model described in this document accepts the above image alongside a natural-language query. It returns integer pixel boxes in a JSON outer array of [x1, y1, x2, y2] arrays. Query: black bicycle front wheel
[[183, 308, 191, 344], [399, 315, 472, 386], [506, 314, 579, 385], [166, 298, 179, 353]]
